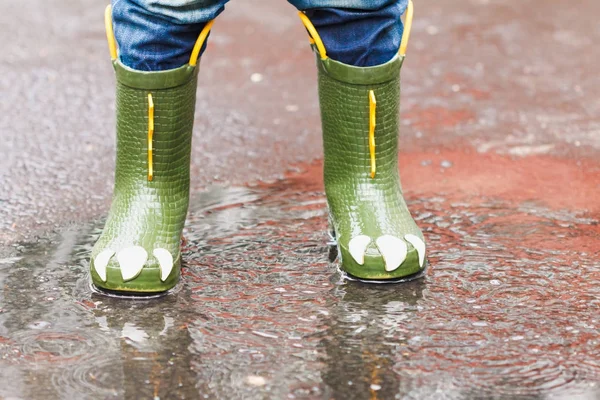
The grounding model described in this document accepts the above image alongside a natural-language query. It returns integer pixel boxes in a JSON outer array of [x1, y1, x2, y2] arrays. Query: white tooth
[[94, 249, 115, 282], [117, 246, 148, 281], [405, 234, 426, 268], [375, 235, 408, 272], [153, 248, 174, 282], [348, 235, 371, 265]]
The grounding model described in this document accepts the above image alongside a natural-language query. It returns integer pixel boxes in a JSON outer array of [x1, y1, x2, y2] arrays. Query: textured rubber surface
[[318, 54, 426, 280], [90, 61, 198, 293]]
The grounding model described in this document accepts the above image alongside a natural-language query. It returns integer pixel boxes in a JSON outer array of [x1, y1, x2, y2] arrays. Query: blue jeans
[[112, 0, 408, 71]]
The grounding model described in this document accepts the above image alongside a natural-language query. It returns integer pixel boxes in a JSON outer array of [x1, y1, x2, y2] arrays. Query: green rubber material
[[90, 60, 198, 293], [317, 53, 426, 280]]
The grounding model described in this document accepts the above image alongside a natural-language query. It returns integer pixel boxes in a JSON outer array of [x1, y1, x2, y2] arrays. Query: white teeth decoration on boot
[[405, 234, 426, 268], [153, 248, 174, 282], [375, 235, 408, 272], [348, 235, 372, 265], [117, 246, 148, 281], [94, 249, 115, 282]]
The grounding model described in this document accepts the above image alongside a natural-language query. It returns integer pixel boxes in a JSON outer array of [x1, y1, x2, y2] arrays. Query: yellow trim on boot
[[104, 5, 118, 60], [298, 12, 328, 60], [369, 90, 377, 179], [147, 93, 154, 181], [399, 0, 414, 56], [189, 20, 215, 66]]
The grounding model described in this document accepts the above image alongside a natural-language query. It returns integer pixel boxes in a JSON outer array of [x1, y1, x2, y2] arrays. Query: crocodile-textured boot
[[90, 8, 209, 293], [301, 4, 427, 281], [319, 55, 426, 280]]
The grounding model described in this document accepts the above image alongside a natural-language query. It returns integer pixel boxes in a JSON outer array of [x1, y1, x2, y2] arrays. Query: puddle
[[1, 178, 600, 399]]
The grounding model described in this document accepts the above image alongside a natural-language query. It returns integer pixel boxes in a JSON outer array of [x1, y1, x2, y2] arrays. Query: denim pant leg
[[111, 0, 229, 71], [290, 0, 408, 67], [112, 0, 408, 71]]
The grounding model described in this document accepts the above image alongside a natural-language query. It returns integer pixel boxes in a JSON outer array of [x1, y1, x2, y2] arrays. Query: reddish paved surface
[[1, 0, 599, 243], [0, 0, 599, 398]]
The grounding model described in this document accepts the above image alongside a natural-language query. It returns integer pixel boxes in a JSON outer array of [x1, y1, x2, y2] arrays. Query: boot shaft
[[113, 62, 199, 186], [316, 55, 404, 187]]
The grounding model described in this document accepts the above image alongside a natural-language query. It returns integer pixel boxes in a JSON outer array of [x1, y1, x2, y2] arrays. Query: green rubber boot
[[317, 54, 427, 281], [90, 61, 199, 293]]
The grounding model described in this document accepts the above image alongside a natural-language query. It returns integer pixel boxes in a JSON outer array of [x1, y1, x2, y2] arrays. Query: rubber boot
[[303, 7, 427, 281], [90, 8, 207, 293]]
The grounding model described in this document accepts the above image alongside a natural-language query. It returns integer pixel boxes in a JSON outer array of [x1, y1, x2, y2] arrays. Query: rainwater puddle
[[1, 178, 600, 399]]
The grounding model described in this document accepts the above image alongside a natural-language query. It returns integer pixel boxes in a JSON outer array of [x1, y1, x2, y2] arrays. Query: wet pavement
[[1, 0, 600, 398], [2, 0, 600, 243], [2, 171, 600, 399]]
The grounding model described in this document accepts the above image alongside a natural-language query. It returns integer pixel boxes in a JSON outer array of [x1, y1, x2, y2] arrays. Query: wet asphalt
[[1, 0, 600, 399]]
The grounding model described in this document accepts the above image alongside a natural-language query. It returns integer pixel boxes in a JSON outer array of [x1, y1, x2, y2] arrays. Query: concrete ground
[[0, 0, 599, 399], [2, 0, 599, 244]]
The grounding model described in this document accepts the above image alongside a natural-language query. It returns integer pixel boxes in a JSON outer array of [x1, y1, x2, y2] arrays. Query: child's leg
[[294, 0, 408, 66], [293, 0, 426, 280], [90, 1, 227, 293], [111, 0, 229, 71]]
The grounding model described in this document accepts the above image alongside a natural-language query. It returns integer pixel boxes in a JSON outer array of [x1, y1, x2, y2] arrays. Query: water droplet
[[250, 73, 263, 83], [252, 331, 278, 339], [246, 375, 267, 386], [426, 25, 439, 35]]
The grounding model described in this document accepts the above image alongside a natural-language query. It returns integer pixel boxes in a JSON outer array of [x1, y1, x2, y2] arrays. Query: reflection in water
[[319, 281, 425, 399], [0, 181, 599, 399], [89, 293, 201, 399]]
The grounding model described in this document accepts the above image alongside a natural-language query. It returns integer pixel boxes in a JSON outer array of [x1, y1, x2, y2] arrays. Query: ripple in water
[[1, 176, 599, 399]]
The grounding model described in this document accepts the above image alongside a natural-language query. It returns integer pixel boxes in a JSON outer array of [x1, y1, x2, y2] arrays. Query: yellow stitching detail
[[147, 93, 154, 181], [104, 5, 118, 60], [189, 20, 215, 66], [399, 0, 414, 56], [298, 12, 328, 60], [369, 90, 377, 179]]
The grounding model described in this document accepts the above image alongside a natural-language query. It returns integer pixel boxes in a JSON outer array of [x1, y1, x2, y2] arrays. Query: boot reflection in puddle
[[320, 280, 425, 398], [90, 294, 207, 399]]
